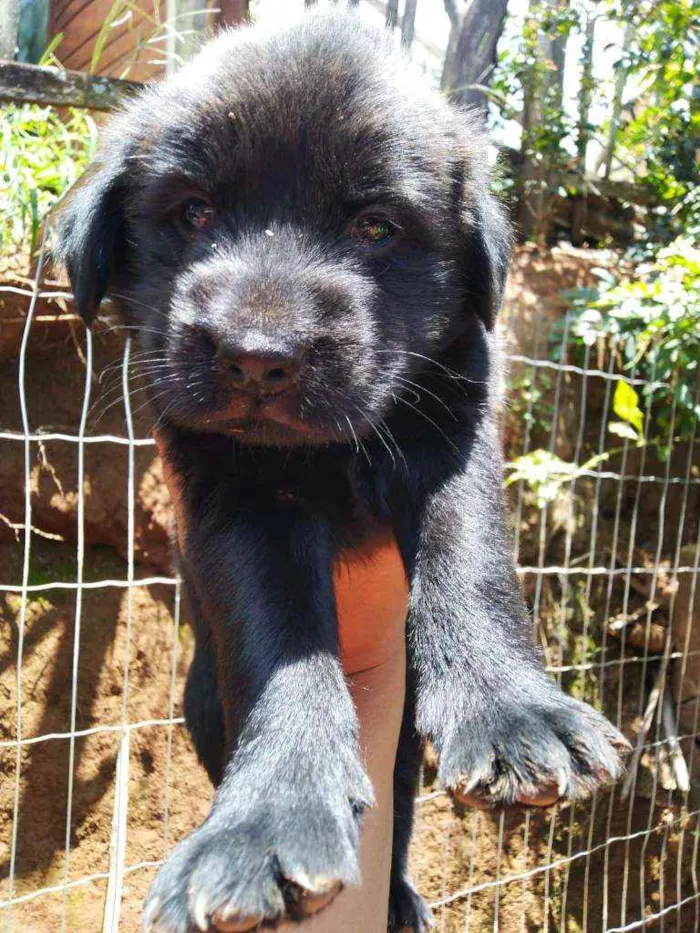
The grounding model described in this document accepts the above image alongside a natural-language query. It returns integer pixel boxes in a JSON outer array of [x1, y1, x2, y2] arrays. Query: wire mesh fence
[[0, 230, 697, 933]]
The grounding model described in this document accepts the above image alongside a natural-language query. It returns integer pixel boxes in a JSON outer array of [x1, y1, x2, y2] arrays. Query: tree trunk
[[386, 0, 399, 30], [572, 5, 596, 244], [576, 9, 596, 174], [441, 0, 509, 118], [401, 0, 418, 48], [517, 0, 570, 244], [602, 20, 634, 178]]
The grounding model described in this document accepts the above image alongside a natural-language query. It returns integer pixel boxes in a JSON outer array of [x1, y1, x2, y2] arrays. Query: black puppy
[[56, 13, 628, 933]]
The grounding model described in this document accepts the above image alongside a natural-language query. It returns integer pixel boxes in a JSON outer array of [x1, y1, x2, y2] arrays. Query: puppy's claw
[[281, 870, 343, 917], [211, 908, 262, 933], [557, 768, 568, 798], [450, 755, 496, 806], [143, 896, 161, 932], [614, 733, 633, 754], [440, 689, 629, 813], [295, 879, 343, 916], [209, 876, 340, 931], [193, 893, 211, 931], [389, 873, 434, 933], [515, 785, 560, 808]]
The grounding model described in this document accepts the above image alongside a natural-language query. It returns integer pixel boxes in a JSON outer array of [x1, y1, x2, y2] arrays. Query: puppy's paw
[[388, 874, 434, 932], [144, 782, 372, 932], [438, 688, 630, 810]]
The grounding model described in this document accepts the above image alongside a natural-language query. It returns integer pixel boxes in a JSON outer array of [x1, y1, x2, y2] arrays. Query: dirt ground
[[1, 246, 698, 931]]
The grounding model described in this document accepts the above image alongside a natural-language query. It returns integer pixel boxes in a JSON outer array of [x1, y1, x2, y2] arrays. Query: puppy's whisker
[[134, 378, 189, 412], [99, 362, 173, 385], [344, 415, 361, 456], [92, 378, 154, 409], [100, 354, 170, 373], [104, 323, 172, 340], [97, 372, 162, 402], [99, 364, 168, 385], [91, 373, 183, 420], [99, 315, 170, 334], [393, 375, 459, 421], [128, 385, 181, 419], [101, 346, 169, 362], [97, 351, 171, 380], [108, 293, 174, 319], [123, 365, 177, 380], [152, 396, 183, 434], [392, 380, 420, 405], [91, 385, 154, 423], [367, 417, 396, 468], [375, 414, 406, 466], [348, 402, 381, 468], [376, 417, 407, 468], [340, 405, 372, 465], [375, 349, 483, 386], [98, 370, 180, 402], [394, 396, 460, 454], [356, 433, 372, 467]]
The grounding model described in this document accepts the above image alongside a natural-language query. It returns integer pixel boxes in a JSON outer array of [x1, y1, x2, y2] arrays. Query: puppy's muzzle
[[217, 345, 301, 397]]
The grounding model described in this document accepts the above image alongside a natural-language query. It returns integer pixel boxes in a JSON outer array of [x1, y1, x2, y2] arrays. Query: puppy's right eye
[[181, 199, 214, 231], [350, 215, 398, 246]]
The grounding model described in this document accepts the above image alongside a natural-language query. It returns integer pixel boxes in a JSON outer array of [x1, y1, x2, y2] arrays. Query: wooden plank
[[216, 0, 250, 25], [53, 0, 153, 61], [0, 0, 19, 59], [0, 60, 142, 109], [54, 0, 170, 81], [71, 24, 168, 81], [52, 0, 96, 33], [53, 1, 128, 59], [51, 0, 72, 17], [67, 17, 155, 73], [52, 0, 165, 62]]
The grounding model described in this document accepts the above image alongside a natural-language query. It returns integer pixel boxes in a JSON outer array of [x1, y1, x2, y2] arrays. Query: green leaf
[[505, 450, 581, 507], [38, 32, 64, 66], [608, 421, 639, 440], [612, 381, 644, 432]]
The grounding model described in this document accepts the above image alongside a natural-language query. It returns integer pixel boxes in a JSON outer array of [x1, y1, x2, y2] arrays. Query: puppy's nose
[[222, 351, 301, 395]]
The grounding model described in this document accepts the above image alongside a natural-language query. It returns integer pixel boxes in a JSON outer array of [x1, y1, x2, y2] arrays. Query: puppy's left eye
[[350, 216, 398, 246], [182, 199, 214, 231]]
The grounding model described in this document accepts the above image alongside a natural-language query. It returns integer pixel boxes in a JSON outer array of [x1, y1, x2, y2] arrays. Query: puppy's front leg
[[145, 506, 373, 933], [402, 414, 629, 810]]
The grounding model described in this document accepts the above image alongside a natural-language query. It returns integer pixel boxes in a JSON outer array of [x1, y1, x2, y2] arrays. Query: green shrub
[[1, 104, 98, 260], [565, 237, 700, 453]]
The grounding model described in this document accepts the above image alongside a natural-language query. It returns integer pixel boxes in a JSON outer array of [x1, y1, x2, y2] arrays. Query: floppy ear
[[53, 156, 128, 326], [462, 187, 511, 331]]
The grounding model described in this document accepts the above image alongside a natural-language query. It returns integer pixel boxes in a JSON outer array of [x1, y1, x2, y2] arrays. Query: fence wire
[[0, 238, 698, 933]]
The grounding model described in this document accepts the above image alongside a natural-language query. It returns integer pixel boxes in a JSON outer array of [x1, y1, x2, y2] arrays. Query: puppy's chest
[[271, 474, 384, 542], [250, 457, 393, 548], [184, 436, 394, 547]]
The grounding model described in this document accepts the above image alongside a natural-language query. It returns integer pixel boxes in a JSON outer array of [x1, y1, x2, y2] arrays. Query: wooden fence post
[[0, 0, 19, 60]]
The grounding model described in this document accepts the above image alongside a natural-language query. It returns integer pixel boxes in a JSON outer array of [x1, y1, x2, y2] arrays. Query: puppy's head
[[56, 13, 509, 446]]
